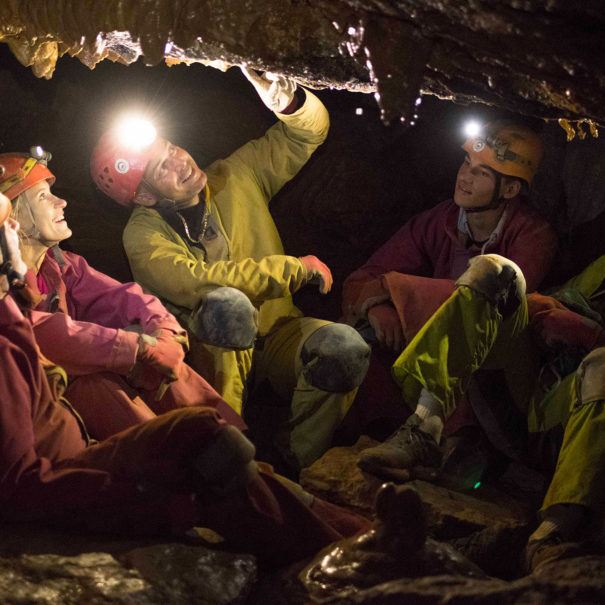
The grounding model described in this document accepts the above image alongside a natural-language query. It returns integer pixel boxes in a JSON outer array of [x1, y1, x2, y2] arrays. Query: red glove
[[136, 330, 185, 381], [532, 308, 604, 350], [367, 303, 404, 352], [299, 255, 333, 294], [527, 292, 566, 318]]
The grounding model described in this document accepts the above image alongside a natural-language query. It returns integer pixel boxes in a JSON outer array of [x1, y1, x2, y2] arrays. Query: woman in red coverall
[[0, 193, 369, 565], [0, 148, 242, 438]]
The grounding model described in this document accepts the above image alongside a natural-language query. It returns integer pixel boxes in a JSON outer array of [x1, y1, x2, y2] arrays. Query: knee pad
[[576, 347, 605, 405], [192, 287, 258, 350], [456, 254, 526, 318], [300, 323, 370, 393], [194, 425, 258, 497]]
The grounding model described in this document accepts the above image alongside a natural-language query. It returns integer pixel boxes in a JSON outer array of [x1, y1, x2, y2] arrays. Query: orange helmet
[[90, 128, 154, 206], [462, 121, 543, 184], [0, 149, 56, 201]]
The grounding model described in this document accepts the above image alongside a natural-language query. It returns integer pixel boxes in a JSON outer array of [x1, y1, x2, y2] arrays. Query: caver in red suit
[[30, 246, 244, 436], [342, 122, 557, 434], [0, 150, 242, 438], [0, 292, 370, 565]]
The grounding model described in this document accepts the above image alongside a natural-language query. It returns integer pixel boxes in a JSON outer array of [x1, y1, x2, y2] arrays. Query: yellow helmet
[[462, 121, 543, 185]]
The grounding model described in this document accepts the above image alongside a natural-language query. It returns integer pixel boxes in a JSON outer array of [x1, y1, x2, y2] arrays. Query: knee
[[576, 347, 605, 404], [455, 254, 526, 317], [194, 425, 259, 497], [300, 323, 370, 392], [192, 287, 258, 350]]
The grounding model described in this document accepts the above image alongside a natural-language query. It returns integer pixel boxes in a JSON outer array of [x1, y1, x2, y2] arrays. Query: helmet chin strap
[[465, 173, 505, 214]]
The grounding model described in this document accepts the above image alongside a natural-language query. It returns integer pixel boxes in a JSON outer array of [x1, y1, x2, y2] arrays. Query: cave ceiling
[[1, 1, 604, 135]]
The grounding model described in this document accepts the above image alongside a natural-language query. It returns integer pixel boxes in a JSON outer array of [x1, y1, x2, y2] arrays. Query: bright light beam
[[116, 116, 157, 151], [463, 120, 482, 139]]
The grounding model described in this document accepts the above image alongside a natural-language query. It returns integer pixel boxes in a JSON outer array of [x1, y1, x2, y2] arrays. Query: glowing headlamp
[[115, 116, 157, 151], [463, 120, 482, 139], [30, 145, 52, 166]]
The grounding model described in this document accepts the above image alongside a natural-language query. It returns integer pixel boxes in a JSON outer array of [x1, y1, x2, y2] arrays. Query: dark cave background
[[3, 45, 605, 321]]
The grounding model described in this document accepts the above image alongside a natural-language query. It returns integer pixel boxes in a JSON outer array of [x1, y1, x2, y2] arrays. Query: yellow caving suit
[[391, 257, 605, 516], [123, 91, 356, 468]]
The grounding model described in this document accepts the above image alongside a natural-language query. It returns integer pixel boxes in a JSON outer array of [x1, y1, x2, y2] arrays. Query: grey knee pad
[[194, 425, 258, 497], [192, 287, 258, 350], [300, 323, 370, 393], [456, 254, 526, 318], [576, 347, 605, 404]]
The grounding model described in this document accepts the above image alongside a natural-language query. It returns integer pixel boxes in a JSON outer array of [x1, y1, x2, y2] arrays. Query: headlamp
[[115, 116, 157, 151], [29, 145, 52, 166], [463, 120, 482, 139]]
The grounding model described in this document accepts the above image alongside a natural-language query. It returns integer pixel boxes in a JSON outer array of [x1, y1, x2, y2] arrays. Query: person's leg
[[359, 254, 530, 476], [140, 362, 247, 430], [60, 407, 369, 563], [66, 372, 157, 440], [257, 317, 370, 469], [526, 347, 605, 571], [185, 336, 253, 416]]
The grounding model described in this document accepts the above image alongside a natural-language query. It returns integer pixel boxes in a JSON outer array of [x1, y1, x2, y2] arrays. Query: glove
[[532, 308, 604, 350], [136, 330, 186, 381], [367, 303, 404, 352], [240, 66, 297, 112], [299, 255, 333, 294]]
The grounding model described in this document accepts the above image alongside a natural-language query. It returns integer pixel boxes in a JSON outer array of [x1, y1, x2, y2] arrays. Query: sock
[[529, 503, 586, 543], [415, 389, 444, 443]]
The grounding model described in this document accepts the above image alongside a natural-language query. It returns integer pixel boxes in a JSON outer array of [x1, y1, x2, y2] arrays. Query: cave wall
[[2, 43, 605, 321]]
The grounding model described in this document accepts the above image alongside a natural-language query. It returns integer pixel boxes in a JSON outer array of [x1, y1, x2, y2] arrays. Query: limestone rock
[[122, 543, 257, 605], [0, 552, 159, 604]]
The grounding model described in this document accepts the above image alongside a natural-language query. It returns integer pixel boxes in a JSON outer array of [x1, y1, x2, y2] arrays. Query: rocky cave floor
[[2, 435, 605, 604]]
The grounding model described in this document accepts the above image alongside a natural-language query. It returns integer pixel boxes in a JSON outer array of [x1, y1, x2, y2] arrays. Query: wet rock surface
[[0, 525, 256, 604], [1, 1, 605, 127]]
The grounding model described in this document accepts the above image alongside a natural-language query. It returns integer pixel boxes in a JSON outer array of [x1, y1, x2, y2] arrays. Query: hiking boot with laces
[[524, 532, 583, 574], [358, 414, 443, 479]]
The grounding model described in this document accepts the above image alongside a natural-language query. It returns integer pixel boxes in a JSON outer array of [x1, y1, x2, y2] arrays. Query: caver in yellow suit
[[91, 72, 370, 470], [388, 253, 605, 517]]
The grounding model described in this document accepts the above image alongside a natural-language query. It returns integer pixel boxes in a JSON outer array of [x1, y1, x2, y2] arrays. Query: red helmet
[[0, 152, 56, 201], [90, 128, 155, 206]]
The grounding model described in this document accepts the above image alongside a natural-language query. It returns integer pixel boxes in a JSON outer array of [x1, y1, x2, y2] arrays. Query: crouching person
[[358, 253, 605, 573], [0, 196, 370, 565], [0, 149, 242, 438]]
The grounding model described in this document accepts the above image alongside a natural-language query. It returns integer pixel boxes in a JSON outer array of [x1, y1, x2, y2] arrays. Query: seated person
[[89, 68, 370, 469], [341, 120, 557, 437], [0, 148, 242, 439], [343, 119, 556, 347], [0, 193, 370, 566], [359, 253, 605, 573]]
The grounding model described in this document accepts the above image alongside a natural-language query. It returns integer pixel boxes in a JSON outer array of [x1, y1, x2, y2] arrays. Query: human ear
[[501, 178, 521, 199]]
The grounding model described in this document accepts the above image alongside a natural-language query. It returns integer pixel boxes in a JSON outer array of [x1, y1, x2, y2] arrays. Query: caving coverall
[[391, 255, 605, 515], [29, 245, 242, 439], [0, 293, 370, 564], [123, 90, 357, 467]]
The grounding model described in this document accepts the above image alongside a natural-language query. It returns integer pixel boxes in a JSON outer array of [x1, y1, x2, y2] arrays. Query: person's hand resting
[[367, 303, 404, 352], [240, 67, 297, 113]]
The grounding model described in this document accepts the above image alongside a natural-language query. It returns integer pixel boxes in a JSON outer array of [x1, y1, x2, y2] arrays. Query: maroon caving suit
[[29, 246, 243, 436], [0, 294, 370, 564], [342, 197, 558, 433]]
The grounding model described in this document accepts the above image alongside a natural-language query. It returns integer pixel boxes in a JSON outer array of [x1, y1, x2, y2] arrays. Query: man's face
[[141, 137, 207, 206], [0, 214, 27, 297], [453, 153, 500, 210], [20, 181, 72, 245]]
